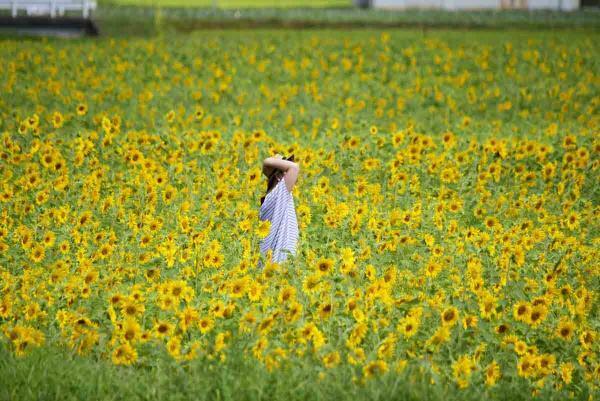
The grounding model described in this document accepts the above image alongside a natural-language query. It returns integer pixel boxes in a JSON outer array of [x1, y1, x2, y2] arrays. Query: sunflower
[[526, 304, 547, 327], [24, 303, 42, 321], [207, 298, 226, 317], [397, 315, 419, 338], [322, 351, 341, 369], [247, 282, 264, 302], [495, 323, 510, 335], [564, 211, 580, 231], [77, 211, 93, 227], [26, 113, 39, 128], [484, 216, 500, 230], [426, 325, 451, 348], [153, 320, 174, 339], [239, 311, 257, 333], [42, 231, 56, 248], [171, 280, 194, 303], [317, 302, 333, 320], [144, 267, 160, 281], [562, 134, 577, 149], [0, 296, 13, 319], [479, 293, 497, 320], [381, 332, 399, 361], [484, 361, 501, 386], [302, 274, 321, 294], [513, 301, 530, 322], [76, 103, 88, 116], [315, 258, 334, 276], [513, 339, 528, 355], [286, 302, 303, 323], [579, 330, 595, 349], [252, 337, 268, 360], [442, 131, 456, 149], [447, 199, 462, 213], [363, 158, 381, 171], [214, 332, 230, 353], [128, 149, 143, 164], [555, 319, 575, 341], [40, 152, 55, 169], [452, 354, 477, 389], [154, 171, 168, 187], [121, 318, 142, 344], [542, 161, 557, 180], [166, 335, 181, 359], [108, 294, 124, 308], [517, 354, 538, 378], [112, 342, 137, 366], [559, 362, 574, 384], [277, 286, 296, 304], [30, 244, 45, 263], [165, 110, 176, 123], [391, 131, 405, 148], [52, 111, 65, 128], [120, 298, 145, 319], [462, 315, 478, 329], [258, 316, 275, 334], [194, 105, 204, 120], [538, 353, 556, 375], [138, 233, 152, 249], [424, 260, 442, 278], [18, 122, 28, 134], [228, 278, 247, 298], [363, 360, 388, 379], [97, 243, 113, 259], [18, 229, 33, 250], [441, 306, 459, 326], [198, 317, 214, 334]]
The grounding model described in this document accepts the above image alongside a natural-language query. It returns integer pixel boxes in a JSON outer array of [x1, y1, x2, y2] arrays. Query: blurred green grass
[[100, 0, 352, 7], [2, 343, 577, 401], [90, 5, 600, 37], [0, 1, 598, 37]]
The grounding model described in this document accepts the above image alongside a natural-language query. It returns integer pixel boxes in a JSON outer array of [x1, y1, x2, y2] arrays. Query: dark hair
[[260, 154, 295, 206]]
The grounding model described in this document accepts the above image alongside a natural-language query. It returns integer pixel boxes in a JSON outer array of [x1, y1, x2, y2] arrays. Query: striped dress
[[258, 175, 299, 267]]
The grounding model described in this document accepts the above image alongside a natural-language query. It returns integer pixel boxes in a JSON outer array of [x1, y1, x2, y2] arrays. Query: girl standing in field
[[258, 154, 300, 268]]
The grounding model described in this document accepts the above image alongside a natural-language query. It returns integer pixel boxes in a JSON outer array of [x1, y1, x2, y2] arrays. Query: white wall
[[443, 0, 498, 9], [373, 0, 443, 7], [372, 0, 580, 9], [528, 0, 580, 9]]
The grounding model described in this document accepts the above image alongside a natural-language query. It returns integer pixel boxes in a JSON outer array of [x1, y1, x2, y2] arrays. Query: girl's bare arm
[[263, 157, 300, 193], [262, 157, 298, 171]]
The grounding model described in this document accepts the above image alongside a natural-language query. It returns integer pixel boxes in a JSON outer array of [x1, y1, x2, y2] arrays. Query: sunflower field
[[0, 29, 598, 401]]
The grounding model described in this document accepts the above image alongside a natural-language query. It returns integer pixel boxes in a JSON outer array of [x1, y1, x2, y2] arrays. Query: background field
[[89, 6, 600, 37], [100, 0, 352, 7]]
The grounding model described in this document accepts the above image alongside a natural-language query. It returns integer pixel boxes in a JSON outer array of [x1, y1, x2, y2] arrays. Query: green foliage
[[0, 28, 598, 401]]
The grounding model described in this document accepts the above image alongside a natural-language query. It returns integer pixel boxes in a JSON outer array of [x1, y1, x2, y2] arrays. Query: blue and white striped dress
[[258, 176, 299, 267]]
